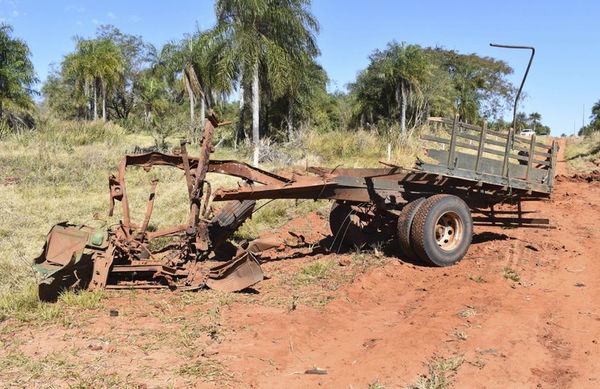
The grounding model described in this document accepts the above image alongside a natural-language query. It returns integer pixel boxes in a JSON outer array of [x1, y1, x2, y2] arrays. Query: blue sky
[[1, 0, 598, 135]]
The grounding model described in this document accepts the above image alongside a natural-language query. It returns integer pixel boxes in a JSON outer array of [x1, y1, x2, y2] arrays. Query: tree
[[349, 43, 447, 131], [515, 112, 528, 131], [95, 39, 124, 121], [96, 25, 152, 120], [212, 0, 319, 165], [0, 23, 37, 122], [62, 38, 123, 121], [578, 100, 600, 136], [431, 49, 514, 123], [177, 30, 234, 139], [529, 112, 541, 132], [378, 42, 430, 133]]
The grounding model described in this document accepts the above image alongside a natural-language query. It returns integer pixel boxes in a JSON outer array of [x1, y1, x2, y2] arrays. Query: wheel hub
[[434, 211, 463, 251]]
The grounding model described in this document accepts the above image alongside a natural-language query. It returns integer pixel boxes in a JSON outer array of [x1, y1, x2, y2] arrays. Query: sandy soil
[[2, 140, 600, 388]]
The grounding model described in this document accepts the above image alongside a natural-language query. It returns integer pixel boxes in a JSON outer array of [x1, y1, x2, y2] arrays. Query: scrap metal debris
[[33, 113, 288, 301]]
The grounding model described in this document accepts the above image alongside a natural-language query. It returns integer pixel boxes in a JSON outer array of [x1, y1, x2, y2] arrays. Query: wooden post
[[525, 134, 536, 182], [547, 140, 558, 188], [475, 121, 487, 173], [447, 114, 459, 169], [501, 128, 514, 178]]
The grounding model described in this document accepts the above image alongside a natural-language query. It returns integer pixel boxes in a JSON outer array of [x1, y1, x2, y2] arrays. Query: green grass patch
[[294, 260, 336, 285], [0, 282, 105, 323]]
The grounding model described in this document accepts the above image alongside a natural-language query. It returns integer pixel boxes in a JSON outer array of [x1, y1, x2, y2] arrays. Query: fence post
[[525, 134, 536, 182], [501, 128, 514, 178], [447, 114, 459, 169], [475, 121, 487, 173]]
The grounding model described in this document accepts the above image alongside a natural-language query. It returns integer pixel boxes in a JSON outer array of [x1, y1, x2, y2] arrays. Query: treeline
[[1, 0, 557, 156]]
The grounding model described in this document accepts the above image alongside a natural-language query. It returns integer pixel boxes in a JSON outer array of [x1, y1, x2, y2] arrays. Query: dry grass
[[503, 267, 521, 282], [408, 355, 464, 389], [565, 132, 600, 173]]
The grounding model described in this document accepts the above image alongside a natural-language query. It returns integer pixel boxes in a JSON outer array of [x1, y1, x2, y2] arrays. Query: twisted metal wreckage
[[33, 44, 558, 302]]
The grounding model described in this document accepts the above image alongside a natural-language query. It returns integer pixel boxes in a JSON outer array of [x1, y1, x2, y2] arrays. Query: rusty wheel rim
[[435, 211, 463, 251]]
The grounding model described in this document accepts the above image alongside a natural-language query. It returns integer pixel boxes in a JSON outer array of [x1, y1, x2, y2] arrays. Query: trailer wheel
[[410, 194, 472, 267], [329, 202, 369, 248], [396, 198, 426, 259]]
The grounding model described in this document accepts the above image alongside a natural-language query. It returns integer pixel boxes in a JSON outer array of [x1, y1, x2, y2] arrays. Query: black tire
[[410, 194, 473, 267], [396, 198, 426, 259], [208, 200, 256, 248], [329, 201, 369, 249]]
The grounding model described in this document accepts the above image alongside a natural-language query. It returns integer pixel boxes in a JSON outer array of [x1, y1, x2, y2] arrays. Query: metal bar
[[105, 284, 169, 290], [489, 43, 535, 138], [180, 140, 194, 200], [139, 179, 158, 242], [473, 221, 555, 229], [475, 121, 487, 173], [188, 114, 218, 231], [117, 159, 132, 235], [472, 216, 550, 224]]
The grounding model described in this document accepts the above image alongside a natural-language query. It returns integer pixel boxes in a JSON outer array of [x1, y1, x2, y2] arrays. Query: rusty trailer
[[33, 111, 557, 300], [211, 115, 557, 266]]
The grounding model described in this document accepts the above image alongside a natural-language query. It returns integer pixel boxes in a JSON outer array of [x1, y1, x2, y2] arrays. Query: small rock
[[109, 309, 119, 317], [338, 258, 351, 267]]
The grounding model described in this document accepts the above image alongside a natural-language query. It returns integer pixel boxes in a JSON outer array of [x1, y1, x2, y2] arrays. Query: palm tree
[[515, 112, 528, 131], [179, 31, 233, 138], [63, 43, 94, 119], [64, 38, 123, 121], [0, 23, 37, 120], [379, 42, 430, 133], [590, 100, 600, 127], [95, 39, 123, 121], [284, 57, 327, 139], [529, 112, 541, 133], [212, 0, 319, 165]]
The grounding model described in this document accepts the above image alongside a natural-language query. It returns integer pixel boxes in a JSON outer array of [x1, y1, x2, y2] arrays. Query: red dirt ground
[[2, 140, 600, 388]]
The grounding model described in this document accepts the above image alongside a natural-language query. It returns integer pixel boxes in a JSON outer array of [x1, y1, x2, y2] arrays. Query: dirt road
[[1, 140, 600, 388]]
